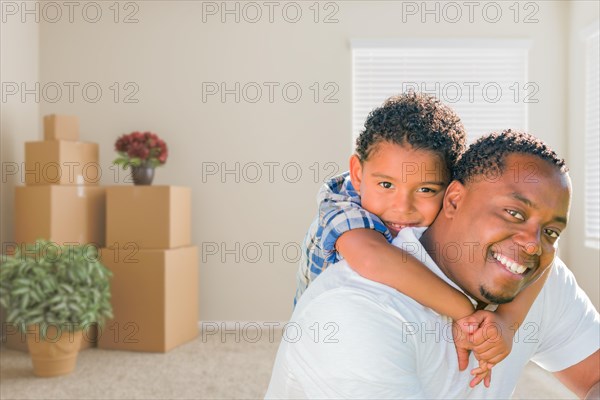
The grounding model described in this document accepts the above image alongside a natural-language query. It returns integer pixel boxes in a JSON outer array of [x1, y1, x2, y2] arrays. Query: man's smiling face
[[440, 153, 571, 305]]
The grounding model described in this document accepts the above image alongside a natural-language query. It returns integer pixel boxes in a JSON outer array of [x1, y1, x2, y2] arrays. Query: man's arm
[[531, 261, 600, 399], [553, 350, 600, 399], [586, 382, 600, 400]]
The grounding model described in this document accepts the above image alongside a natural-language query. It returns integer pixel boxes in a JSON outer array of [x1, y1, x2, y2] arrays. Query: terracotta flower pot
[[26, 325, 83, 377]]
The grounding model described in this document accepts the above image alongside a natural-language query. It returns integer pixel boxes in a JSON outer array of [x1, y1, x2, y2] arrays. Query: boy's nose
[[391, 192, 415, 214]]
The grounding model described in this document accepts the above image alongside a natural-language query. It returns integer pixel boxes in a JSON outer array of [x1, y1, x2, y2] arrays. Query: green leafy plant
[[0, 240, 113, 337]]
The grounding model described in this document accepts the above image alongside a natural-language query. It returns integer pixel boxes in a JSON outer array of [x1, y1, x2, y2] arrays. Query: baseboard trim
[[198, 321, 287, 331]]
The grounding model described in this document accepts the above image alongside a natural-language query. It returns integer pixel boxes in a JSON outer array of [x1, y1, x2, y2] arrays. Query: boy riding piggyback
[[295, 92, 549, 387]]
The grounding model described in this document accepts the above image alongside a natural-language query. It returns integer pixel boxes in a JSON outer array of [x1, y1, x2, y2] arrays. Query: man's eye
[[545, 229, 560, 239], [506, 209, 525, 221], [379, 182, 394, 189]]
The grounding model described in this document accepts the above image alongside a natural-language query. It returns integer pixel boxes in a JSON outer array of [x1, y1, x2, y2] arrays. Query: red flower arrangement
[[113, 131, 168, 169]]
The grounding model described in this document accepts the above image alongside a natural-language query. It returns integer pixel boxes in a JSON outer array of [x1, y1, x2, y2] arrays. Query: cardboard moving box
[[43, 114, 79, 141], [97, 246, 199, 352], [25, 141, 99, 185], [14, 185, 106, 247], [106, 186, 191, 249]]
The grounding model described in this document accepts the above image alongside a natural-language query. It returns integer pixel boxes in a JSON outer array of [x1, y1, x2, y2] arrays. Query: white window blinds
[[351, 40, 530, 144], [585, 29, 600, 249]]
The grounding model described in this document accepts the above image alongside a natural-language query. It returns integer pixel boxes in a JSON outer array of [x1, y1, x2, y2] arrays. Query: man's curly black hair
[[453, 129, 569, 184], [355, 92, 467, 174]]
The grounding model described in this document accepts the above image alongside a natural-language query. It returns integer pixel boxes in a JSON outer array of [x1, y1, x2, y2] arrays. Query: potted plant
[[0, 240, 113, 377], [113, 131, 168, 185]]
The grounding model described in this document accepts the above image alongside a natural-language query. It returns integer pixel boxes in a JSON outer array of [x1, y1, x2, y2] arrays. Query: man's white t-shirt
[[266, 228, 600, 399]]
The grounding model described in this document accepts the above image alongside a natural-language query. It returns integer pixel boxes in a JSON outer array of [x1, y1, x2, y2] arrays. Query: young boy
[[295, 92, 549, 387]]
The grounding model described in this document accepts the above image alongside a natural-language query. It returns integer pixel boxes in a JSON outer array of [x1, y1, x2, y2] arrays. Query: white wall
[[566, 1, 600, 310], [2, 1, 590, 321]]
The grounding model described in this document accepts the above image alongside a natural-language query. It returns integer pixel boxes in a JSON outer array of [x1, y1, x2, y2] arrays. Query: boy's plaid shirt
[[294, 172, 393, 304]]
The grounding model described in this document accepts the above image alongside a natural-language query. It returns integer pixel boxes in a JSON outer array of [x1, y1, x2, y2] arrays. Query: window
[[584, 28, 600, 249], [352, 40, 531, 144]]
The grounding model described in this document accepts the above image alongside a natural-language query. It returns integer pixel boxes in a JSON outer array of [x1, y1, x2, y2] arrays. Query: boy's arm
[[465, 267, 551, 364], [336, 228, 474, 321], [456, 266, 551, 375]]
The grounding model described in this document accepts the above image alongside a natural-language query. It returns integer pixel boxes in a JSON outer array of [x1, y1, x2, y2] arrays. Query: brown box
[[14, 185, 106, 247], [97, 246, 199, 352], [43, 114, 79, 141], [106, 186, 191, 249], [25, 141, 99, 185]]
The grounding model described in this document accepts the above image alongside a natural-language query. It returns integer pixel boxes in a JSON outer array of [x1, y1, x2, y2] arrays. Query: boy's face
[[349, 141, 450, 237]]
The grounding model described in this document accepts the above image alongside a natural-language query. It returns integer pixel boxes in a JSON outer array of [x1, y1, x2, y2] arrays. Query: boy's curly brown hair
[[355, 92, 467, 173]]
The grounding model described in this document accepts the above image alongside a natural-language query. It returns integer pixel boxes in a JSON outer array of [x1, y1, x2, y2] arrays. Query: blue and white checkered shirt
[[294, 172, 393, 304]]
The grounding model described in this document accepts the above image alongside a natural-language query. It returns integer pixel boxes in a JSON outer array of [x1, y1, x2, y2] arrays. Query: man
[[266, 131, 600, 399]]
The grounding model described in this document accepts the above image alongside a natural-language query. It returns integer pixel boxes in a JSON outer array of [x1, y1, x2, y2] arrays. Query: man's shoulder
[[541, 257, 579, 296], [294, 262, 434, 324], [298, 262, 389, 303], [536, 256, 598, 319]]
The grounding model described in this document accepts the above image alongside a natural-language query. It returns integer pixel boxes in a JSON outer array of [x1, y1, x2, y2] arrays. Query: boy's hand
[[468, 310, 513, 366], [453, 310, 515, 388], [452, 318, 477, 371], [469, 360, 493, 388], [452, 319, 492, 387]]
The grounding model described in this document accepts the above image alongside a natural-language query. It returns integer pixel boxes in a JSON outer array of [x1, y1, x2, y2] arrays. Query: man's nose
[[516, 223, 542, 256]]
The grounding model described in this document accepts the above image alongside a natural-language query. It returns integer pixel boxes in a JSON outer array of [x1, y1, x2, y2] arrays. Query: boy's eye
[[417, 187, 437, 193], [544, 229, 560, 239], [506, 209, 525, 221], [378, 182, 394, 189]]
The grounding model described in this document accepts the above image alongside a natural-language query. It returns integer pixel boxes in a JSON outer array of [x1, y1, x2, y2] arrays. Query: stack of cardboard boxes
[[4, 116, 199, 354], [5, 115, 104, 351], [98, 186, 199, 352]]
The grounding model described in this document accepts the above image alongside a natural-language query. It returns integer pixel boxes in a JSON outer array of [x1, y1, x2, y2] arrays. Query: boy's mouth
[[384, 221, 416, 233]]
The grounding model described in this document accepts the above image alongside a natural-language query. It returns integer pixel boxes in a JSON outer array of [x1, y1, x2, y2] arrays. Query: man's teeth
[[493, 252, 527, 274]]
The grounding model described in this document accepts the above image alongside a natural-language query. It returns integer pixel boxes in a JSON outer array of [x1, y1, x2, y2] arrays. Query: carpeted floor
[[0, 328, 576, 400]]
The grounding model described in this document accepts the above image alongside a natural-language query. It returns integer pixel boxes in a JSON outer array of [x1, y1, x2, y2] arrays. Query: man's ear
[[349, 154, 363, 194], [443, 180, 465, 218]]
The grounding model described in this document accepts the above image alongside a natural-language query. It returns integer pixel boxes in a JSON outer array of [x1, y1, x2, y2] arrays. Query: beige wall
[[1, 7, 40, 246], [0, 3, 40, 326], [2, 1, 594, 321], [566, 1, 600, 310]]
